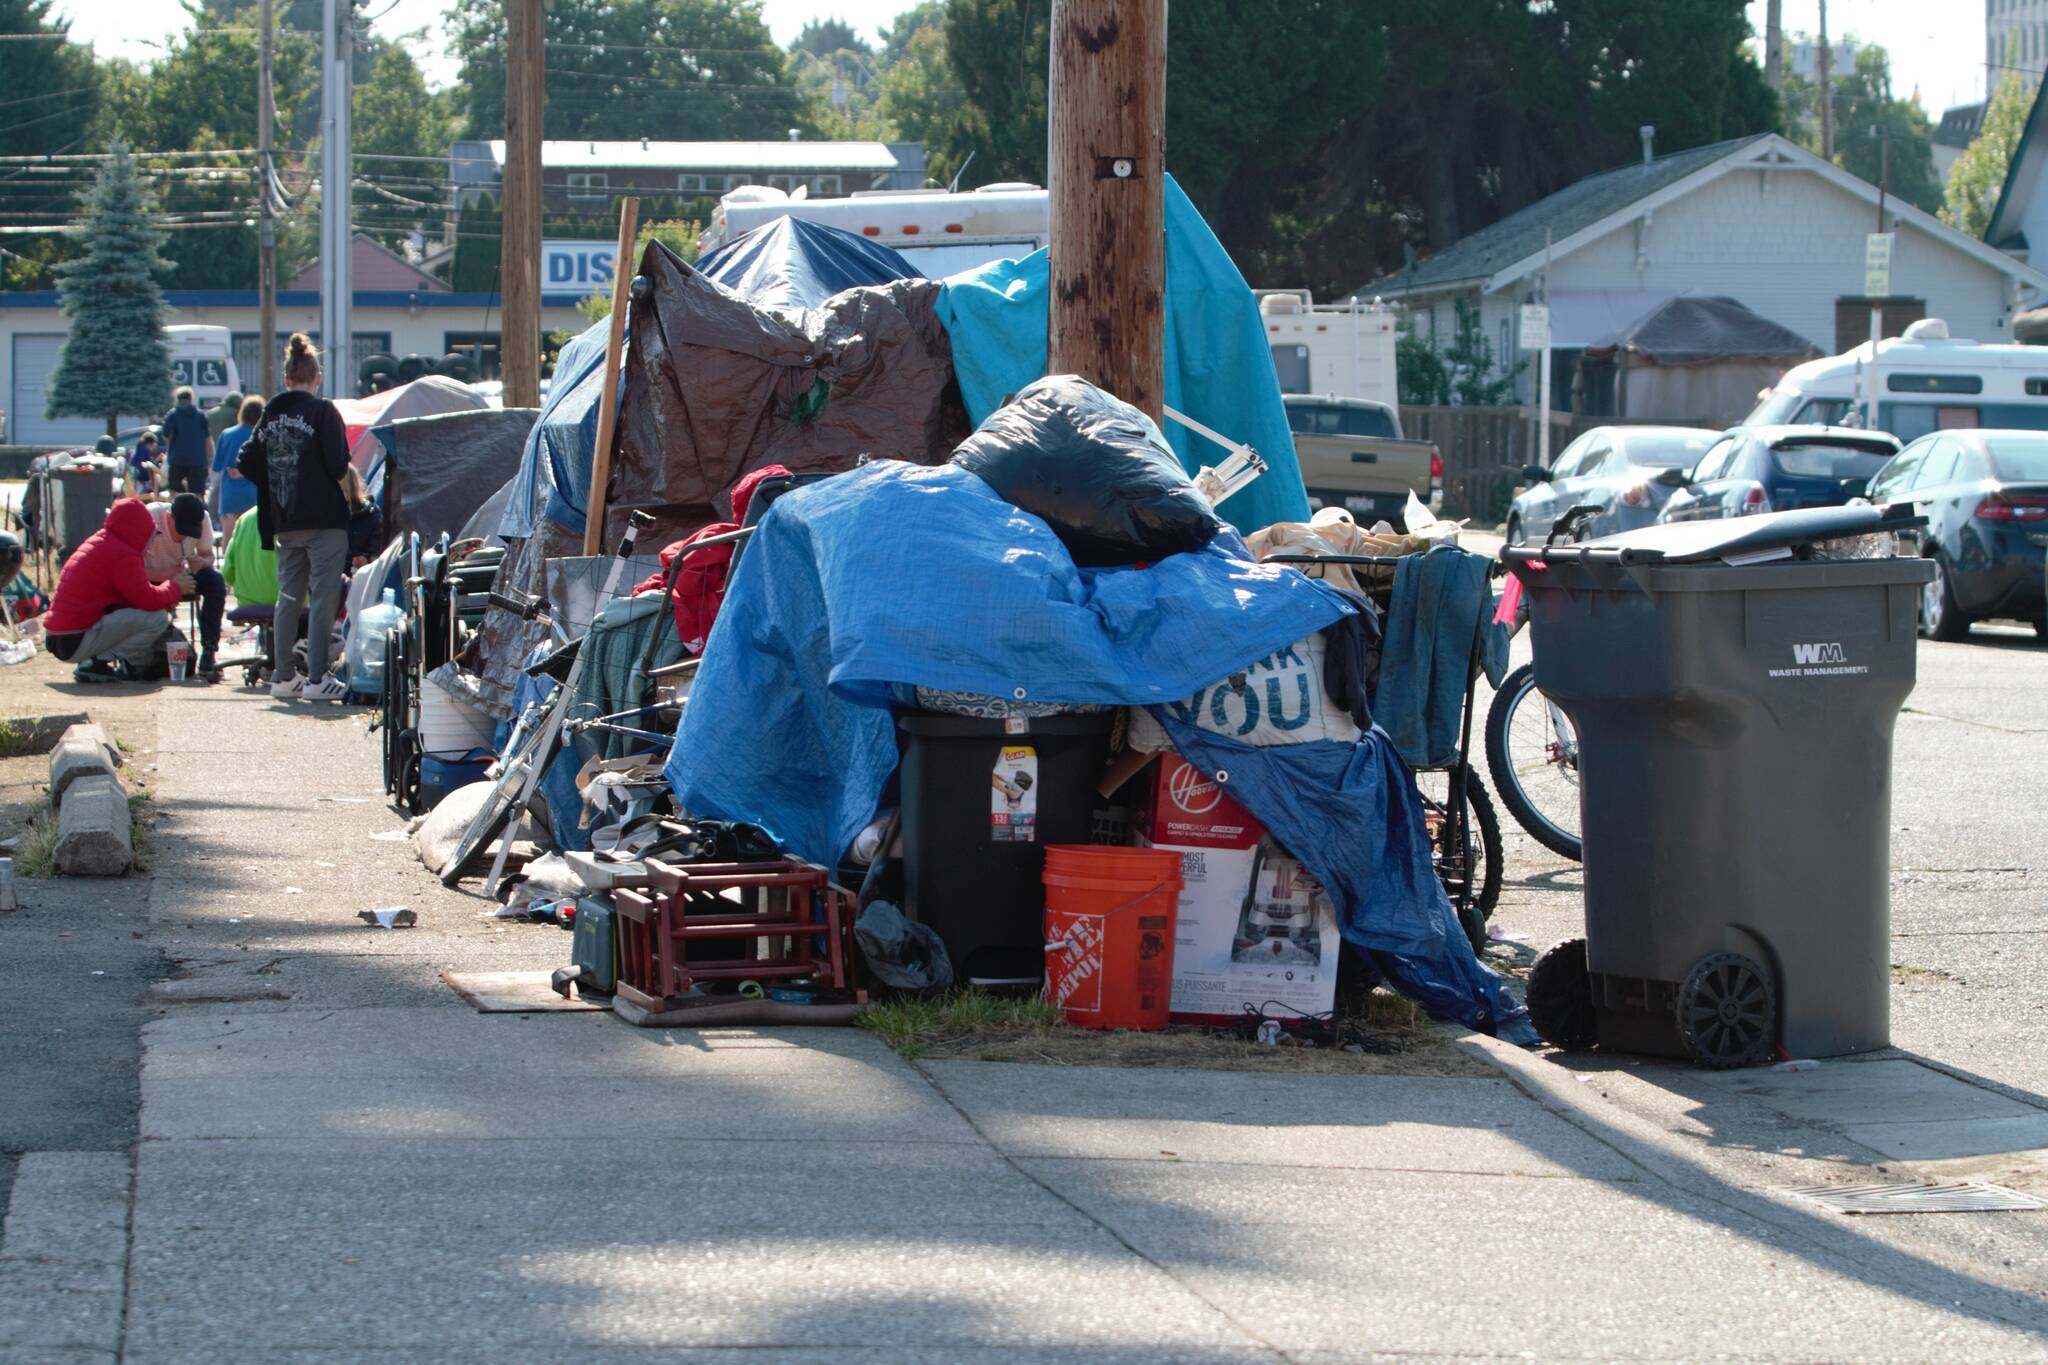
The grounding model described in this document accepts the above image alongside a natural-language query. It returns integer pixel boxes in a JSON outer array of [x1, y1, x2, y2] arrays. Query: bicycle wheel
[[1415, 768, 1504, 953], [439, 702, 557, 886], [1485, 662, 1584, 862]]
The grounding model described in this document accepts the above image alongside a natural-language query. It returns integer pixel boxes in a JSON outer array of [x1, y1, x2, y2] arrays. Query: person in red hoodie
[[43, 499, 192, 685]]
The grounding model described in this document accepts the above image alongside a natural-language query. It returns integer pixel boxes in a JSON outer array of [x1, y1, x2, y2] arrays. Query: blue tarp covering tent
[[935, 176, 1312, 534]]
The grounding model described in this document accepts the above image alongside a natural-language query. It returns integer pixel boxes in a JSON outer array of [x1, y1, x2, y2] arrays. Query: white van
[[702, 183, 1049, 277], [164, 325, 241, 404], [1745, 318, 2048, 442]]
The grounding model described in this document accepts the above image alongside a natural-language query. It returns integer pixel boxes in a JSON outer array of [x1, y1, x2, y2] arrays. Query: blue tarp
[[693, 215, 924, 316], [503, 319, 607, 540], [668, 459, 1350, 871], [935, 176, 1312, 535]]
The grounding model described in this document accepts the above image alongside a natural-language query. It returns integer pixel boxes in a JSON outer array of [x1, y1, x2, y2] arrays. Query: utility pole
[[318, 0, 353, 400], [1045, 0, 1167, 422], [1763, 0, 1783, 92], [1817, 0, 1834, 160], [257, 0, 277, 397], [501, 0, 545, 410]]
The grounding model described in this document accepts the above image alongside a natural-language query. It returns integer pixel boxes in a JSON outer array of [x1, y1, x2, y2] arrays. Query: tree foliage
[[1944, 72, 2033, 240], [352, 43, 455, 253], [46, 144, 173, 433], [1830, 47, 1942, 216], [790, 19, 869, 59], [450, 0, 806, 141]]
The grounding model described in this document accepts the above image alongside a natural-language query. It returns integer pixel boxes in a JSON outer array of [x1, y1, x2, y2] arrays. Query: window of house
[[723, 174, 753, 191], [811, 174, 841, 196], [677, 174, 708, 194], [566, 172, 607, 204], [766, 174, 799, 191]]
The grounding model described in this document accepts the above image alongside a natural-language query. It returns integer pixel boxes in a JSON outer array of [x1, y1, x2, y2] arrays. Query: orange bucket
[[1042, 845, 1184, 1030]]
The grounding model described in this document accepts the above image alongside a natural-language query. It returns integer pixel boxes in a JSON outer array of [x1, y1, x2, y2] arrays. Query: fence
[[1399, 406, 1719, 524]]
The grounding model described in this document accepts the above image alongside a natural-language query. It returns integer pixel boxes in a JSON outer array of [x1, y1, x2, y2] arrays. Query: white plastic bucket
[[418, 683, 495, 754]]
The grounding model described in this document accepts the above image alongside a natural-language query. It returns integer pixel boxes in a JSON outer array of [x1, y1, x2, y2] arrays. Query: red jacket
[[45, 499, 183, 635], [633, 465, 790, 653]]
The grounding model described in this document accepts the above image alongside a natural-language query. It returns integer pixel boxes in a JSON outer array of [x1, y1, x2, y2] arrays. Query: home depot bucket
[[1042, 845, 1183, 1030]]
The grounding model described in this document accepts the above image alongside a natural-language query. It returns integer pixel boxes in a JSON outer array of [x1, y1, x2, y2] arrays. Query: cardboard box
[[1138, 754, 1265, 850], [1142, 835, 1341, 1025]]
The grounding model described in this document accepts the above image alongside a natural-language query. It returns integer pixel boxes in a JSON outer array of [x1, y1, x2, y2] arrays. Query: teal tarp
[[935, 176, 1311, 533]]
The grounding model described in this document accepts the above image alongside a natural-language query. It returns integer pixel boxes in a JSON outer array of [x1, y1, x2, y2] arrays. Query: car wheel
[[1504, 514, 1523, 546], [1920, 554, 1970, 643]]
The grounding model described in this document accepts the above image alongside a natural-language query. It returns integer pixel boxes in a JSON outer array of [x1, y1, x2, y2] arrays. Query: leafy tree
[[351, 43, 454, 253], [451, 0, 807, 141], [0, 0, 103, 159], [1945, 72, 2033, 239], [449, 194, 503, 292], [790, 18, 868, 59], [1440, 298, 1519, 406], [45, 144, 173, 437], [1830, 47, 1941, 215], [875, 23, 965, 183], [941, 0, 1049, 184], [1395, 318, 1451, 407]]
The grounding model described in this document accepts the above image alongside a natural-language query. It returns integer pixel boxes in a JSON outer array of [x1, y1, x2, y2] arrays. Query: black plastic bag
[[950, 374, 1220, 567]]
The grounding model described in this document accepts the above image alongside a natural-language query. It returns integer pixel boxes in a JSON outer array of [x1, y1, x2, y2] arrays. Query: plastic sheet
[[367, 408, 538, 545], [693, 214, 926, 317]]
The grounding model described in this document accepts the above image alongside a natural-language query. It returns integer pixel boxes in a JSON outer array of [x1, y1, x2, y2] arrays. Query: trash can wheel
[[1675, 951, 1777, 1069], [1526, 937, 1597, 1050]]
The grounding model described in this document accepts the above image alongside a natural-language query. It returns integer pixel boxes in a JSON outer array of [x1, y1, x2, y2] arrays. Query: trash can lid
[[1505, 503, 1922, 569]]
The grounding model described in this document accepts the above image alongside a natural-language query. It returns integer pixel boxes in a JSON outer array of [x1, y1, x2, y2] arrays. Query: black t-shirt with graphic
[[240, 389, 351, 537]]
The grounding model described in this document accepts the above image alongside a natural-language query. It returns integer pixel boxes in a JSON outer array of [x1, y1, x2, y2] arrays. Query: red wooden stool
[[611, 857, 854, 1012]]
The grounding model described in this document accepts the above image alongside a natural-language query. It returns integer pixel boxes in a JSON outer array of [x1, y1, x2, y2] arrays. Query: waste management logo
[[1769, 642, 1869, 679]]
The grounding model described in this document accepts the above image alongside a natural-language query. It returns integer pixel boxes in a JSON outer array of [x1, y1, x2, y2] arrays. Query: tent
[[335, 375, 491, 469], [1576, 295, 1821, 426], [367, 407, 540, 546]]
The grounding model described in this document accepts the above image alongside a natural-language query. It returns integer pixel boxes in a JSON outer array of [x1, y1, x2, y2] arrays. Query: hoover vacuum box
[[1140, 833, 1342, 1026], [1137, 755, 1265, 849]]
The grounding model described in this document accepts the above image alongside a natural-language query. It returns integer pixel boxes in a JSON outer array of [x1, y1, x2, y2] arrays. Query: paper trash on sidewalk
[[358, 907, 417, 929]]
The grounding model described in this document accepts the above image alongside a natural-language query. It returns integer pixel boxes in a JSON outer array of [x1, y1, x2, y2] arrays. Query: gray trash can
[[49, 463, 117, 560], [1504, 505, 1934, 1067]]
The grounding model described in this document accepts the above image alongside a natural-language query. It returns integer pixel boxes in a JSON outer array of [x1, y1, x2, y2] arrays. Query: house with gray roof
[[1356, 132, 2047, 413]]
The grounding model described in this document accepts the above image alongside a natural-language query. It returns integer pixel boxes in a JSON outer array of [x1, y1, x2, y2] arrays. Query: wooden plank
[[581, 196, 642, 556]]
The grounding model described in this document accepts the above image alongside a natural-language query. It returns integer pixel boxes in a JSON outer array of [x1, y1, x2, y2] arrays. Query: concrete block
[[54, 774, 131, 877], [49, 726, 125, 807], [63, 722, 122, 766]]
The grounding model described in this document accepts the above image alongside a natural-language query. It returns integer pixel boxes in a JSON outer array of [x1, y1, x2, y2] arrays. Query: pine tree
[[45, 143, 173, 437]]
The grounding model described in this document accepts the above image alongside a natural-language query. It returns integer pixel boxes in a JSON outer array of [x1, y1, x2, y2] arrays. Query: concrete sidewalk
[[7, 670, 2048, 1360]]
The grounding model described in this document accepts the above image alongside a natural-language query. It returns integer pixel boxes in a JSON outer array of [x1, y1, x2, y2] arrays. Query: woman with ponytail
[[238, 333, 352, 702]]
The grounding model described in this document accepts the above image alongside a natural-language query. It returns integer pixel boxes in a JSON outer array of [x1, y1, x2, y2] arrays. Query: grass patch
[[15, 809, 58, 878], [129, 805, 154, 875], [0, 717, 35, 759], [859, 990, 1067, 1061]]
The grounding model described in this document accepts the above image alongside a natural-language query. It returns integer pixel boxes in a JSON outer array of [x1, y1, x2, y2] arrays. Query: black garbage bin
[[896, 710, 1114, 986], [1505, 505, 1934, 1067]]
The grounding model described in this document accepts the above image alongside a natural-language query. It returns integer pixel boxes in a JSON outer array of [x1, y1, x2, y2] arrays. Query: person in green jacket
[[221, 510, 278, 607]]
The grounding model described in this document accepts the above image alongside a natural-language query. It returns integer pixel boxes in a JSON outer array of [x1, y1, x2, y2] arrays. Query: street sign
[[1865, 233, 1895, 298], [1519, 303, 1551, 351]]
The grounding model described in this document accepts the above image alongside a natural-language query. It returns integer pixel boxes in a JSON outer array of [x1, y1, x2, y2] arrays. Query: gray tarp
[[370, 408, 541, 546]]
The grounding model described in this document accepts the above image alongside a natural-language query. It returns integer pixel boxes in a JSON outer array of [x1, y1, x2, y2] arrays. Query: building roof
[[475, 139, 901, 172], [1358, 135, 1771, 297], [287, 233, 448, 293], [1936, 101, 1987, 151], [1582, 294, 1820, 366]]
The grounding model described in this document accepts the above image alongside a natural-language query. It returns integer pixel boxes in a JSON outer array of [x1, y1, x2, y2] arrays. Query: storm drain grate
[[1786, 1182, 2046, 1215]]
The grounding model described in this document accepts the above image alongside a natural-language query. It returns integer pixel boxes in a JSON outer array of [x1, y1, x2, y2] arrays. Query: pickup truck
[[1284, 395, 1442, 525]]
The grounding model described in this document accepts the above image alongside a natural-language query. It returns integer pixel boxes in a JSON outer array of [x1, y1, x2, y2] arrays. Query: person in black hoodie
[[239, 333, 353, 702]]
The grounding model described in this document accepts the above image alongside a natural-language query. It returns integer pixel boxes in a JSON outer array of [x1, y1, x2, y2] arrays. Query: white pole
[[1537, 226, 1554, 468], [1867, 305, 1882, 428], [319, 0, 353, 400]]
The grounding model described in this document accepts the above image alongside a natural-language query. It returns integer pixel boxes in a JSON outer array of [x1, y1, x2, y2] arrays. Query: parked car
[[1286, 395, 1442, 526], [1865, 429, 2048, 641], [1656, 426, 1901, 523], [1504, 425, 1719, 544]]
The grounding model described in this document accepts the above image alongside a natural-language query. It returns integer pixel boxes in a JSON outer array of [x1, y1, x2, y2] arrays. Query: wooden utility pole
[[1763, 0, 1783, 92], [582, 197, 639, 555], [501, 0, 544, 409], [257, 0, 277, 397], [1045, 0, 1167, 422], [1817, 0, 1834, 160]]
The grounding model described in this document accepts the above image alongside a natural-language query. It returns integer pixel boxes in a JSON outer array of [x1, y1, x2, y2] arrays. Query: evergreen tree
[[45, 144, 173, 438]]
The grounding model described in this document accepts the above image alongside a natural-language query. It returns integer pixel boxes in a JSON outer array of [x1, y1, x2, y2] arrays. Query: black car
[[1865, 429, 2048, 641]]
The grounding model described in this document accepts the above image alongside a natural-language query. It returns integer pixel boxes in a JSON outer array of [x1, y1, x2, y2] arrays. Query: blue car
[[1657, 426, 1901, 523], [1866, 429, 2048, 641]]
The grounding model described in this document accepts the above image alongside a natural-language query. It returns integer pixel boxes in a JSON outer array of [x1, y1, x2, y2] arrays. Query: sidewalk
[[5, 678, 2048, 1360]]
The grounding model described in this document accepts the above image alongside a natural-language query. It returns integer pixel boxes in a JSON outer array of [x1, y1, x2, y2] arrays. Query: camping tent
[[1576, 295, 1821, 426], [335, 375, 491, 469]]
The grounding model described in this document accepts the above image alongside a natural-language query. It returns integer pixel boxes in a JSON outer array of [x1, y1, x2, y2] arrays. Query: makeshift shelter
[[335, 375, 491, 469], [1575, 295, 1820, 425], [367, 407, 539, 546]]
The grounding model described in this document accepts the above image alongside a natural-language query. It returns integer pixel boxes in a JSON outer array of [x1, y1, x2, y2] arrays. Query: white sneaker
[[301, 674, 348, 703], [269, 674, 303, 700]]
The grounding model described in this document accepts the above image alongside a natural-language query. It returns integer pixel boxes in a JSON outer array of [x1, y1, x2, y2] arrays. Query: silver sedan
[[1505, 425, 1722, 544]]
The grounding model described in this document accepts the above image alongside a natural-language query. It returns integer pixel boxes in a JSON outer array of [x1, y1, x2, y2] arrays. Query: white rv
[[1258, 291, 1400, 410], [703, 183, 1050, 277], [1746, 318, 2048, 442]]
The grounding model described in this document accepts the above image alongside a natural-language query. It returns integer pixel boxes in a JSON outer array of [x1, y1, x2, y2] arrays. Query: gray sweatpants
[[63, 608, 171, 668], [274, 528, 349, 682]]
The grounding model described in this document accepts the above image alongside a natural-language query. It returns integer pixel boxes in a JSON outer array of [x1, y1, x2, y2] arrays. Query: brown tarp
[[607, 241, 968, 546]]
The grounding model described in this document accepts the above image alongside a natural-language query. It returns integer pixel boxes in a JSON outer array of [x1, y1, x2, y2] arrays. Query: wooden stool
[[611, 858, 853, 1012]]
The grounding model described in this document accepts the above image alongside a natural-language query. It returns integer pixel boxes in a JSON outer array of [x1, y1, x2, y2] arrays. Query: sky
[[54, 1, 1993, 114]]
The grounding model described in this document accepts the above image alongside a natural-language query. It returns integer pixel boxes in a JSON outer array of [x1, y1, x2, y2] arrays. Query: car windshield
[[1744, 388, 1805, 424], [1985, 436, 2048, 482], [1769, 442, 1896, 479], [1622, 432, 1718, 469]]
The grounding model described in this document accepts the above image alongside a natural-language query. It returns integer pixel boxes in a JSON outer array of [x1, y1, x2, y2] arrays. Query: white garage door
[[9, 334, 151, 447]]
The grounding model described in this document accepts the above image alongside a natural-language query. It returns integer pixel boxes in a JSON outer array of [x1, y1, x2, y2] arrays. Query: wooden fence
[[1400, 406, 1719, 523]]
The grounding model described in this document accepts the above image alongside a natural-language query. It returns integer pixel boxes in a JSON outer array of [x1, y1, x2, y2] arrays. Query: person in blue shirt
[[128, 430, 162, 494], [210, 395, 264, 539], [159, 387, 214, 496]]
